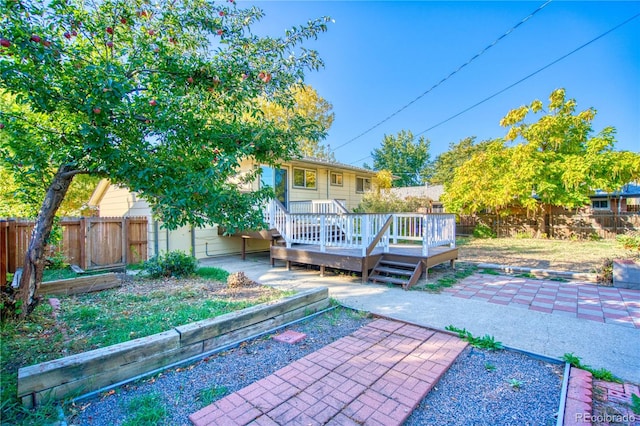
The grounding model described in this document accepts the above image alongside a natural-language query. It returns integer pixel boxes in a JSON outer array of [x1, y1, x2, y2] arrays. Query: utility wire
[[331, 0, 553, 153], [350, 12, 640, 165]]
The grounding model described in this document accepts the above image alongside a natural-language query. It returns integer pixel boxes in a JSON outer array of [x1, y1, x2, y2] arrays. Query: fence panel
[[457, 211, 639, 239], [1, 217, 148, 279]]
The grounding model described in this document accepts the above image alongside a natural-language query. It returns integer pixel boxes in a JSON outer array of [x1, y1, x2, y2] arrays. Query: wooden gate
[[1, 217, 148, 286]]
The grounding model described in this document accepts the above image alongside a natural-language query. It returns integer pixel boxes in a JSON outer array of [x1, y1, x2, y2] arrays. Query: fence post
[[1, 220, 7, 288], [79, 217, 87, 270], [7, 219, 18, 273]]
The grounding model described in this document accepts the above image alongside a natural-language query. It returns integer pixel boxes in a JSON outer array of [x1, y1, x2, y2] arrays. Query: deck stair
[[368, 256, 423, 290]]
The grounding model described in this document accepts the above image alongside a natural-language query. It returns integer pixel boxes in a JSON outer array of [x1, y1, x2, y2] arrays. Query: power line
[[350, 12, 640, 166], [331, 0, 553, 153]]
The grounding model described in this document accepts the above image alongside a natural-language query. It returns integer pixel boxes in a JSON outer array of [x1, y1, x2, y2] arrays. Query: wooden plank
[[176, 287, 329, 346], [36, 273, 121, 296], [202, 299, 331, 352], [18, 330, 181, 397], [33, 341, 204, 406], [271, 246, 364, 272]]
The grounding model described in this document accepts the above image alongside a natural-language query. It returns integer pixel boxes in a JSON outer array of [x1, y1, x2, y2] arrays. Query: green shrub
[[473, 223, 496, 239], [45, 251, 68, 270], [143, 250, 197, 278], [616, 234, 640, 251]]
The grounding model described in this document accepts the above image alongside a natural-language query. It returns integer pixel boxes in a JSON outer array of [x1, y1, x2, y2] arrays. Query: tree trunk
[[17, 165, 77, 316]]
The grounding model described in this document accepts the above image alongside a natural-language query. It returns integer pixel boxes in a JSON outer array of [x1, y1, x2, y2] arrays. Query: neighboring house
[[390, 184, 445, 212], [590, 183, 640, 213], [88, 157, 377, 260]]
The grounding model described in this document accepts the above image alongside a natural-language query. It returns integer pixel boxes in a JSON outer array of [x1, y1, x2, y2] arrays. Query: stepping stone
[[273, 330, 307, 344]]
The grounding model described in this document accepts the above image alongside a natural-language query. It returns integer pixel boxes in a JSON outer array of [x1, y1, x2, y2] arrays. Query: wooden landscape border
[[36, 273, 122, 296], [17, 287, 330, 408]]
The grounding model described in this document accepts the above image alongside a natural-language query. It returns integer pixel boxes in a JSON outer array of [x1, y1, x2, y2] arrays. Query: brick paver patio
[[189, 319, 467, 426], [443, 274, 640, 328]]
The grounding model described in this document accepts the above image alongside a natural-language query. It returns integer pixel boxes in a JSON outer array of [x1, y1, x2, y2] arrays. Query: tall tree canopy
[[428, 136, 491, 185], [443, 89, 640, 215], [259, 84, 335, 160], [368, 130, 431, 187], [0, 0, 330, 314]]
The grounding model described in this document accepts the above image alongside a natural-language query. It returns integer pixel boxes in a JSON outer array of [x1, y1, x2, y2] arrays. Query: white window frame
[[293, 167, 317, 190], [330, 171, 343, 186], [356, 176, 371, 194]]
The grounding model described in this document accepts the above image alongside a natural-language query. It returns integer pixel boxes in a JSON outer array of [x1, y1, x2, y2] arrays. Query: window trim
[[292, 167, 317, 190], [355, 176, 371, 194], [330, 171, 343, 187], [591, 199, 609, 210]]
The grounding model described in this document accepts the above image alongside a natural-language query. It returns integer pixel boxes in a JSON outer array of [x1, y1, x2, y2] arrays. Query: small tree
[[0, 0, 330, 315], [429, 136, 491, 185], [369, 130, 431, 187], [443, 89, 640, 228]]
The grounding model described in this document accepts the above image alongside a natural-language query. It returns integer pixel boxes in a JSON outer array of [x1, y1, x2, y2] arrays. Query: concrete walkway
[[189, 319, 467, 426], [200, 254, 640, 383]]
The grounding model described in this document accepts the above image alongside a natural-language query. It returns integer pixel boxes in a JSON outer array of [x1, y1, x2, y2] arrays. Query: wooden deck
[[270, 243, 458, 283]]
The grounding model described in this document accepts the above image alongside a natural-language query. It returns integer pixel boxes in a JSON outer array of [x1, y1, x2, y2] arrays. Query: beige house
[[88, 157, 377, 260]]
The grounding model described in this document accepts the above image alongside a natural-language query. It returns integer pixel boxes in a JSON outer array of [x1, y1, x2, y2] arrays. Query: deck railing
[[265, 200, 456, 256], [288, 200, 349, 214]]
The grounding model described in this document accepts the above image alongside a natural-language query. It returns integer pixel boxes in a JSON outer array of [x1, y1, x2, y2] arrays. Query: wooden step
[[379, 260, 418, 269], [373, 266, 413, 276], [368, 274, 409, 285]]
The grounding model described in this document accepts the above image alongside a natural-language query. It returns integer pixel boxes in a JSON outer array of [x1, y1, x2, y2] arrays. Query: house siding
[[91, 158, 374, 259]]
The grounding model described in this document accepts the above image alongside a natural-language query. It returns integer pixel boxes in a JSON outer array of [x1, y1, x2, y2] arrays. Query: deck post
[[392, 215, 398, 244], [422, 215, 429, 257], [362, 216, 369, 257], [320, 216, 326, 252]]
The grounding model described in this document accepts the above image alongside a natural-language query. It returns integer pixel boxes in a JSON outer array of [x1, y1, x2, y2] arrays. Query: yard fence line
[[0, 217, 148, 287], [457, 211, 639, 239]]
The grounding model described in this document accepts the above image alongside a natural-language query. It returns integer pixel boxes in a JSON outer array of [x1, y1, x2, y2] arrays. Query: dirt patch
[[115, 275, 281, 301], [456, 238, 638, 273]]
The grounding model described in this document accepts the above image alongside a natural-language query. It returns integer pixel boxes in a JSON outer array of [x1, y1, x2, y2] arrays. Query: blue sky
[[242, 1, 639, 167]]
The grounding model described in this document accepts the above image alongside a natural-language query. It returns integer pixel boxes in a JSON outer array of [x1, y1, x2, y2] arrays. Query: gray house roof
[[390, 184, 445, 201]]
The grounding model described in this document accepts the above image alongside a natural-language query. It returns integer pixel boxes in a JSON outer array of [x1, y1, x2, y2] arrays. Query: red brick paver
[[189, 319, 467, 426], [444, 274, 640, 328]]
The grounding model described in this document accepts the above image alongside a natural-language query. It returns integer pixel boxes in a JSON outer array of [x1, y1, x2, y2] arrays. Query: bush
[[616, 234, 640, 251], [45, 251, 69, 270], [473, 223, 496, 239], [143, 250, 197, 278]]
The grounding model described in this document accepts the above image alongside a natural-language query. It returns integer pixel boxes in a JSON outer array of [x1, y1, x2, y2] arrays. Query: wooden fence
[[457, 211, 639, 239], [1, 217, 148, 286]]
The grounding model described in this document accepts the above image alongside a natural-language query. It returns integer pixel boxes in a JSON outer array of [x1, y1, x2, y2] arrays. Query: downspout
[[190, 226, 196, 258], [153, 220, 159, 257], [326, 169, 330, 199]]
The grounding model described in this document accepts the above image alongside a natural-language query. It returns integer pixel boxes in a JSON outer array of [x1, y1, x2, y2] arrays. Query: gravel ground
[[67, 307, 372, 426], [66, 308, 563, 426], [405, 346, 563, 426]]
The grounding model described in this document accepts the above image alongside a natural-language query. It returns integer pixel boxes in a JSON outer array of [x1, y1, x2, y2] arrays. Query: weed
[[199, 385, 228, 406], [196, 266, 229, 281], [616, 234, 640, 251], [631, 393, 640, 415], [445, 325, 503, 351], [562, 353, 622, 383], [514, 273, 536, 279], [508, 378, 524, 390], [473, 223, 496, 239], [122, 393, 167, 426], [484, 363, 496, 372], [480, 268, 500, 276]]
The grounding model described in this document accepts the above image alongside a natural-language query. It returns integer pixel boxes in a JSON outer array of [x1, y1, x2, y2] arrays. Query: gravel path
[[405, 346, 563, 426], [67, 308, 563, 425]]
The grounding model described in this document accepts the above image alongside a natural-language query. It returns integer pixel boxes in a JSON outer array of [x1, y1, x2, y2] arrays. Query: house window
[[356, 177, 371, 193], [592, 199, 609, 210], [293, 168, 316, 189], [330, 172, 343, 186]]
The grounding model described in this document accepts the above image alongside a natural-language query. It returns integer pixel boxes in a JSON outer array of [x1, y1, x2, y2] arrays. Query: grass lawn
[[0, 268, 291, 425], [456, 237, 638, 273]]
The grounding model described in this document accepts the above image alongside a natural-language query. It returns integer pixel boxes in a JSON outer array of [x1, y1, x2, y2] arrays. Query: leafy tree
[[259, 84, 335, 160], [369, 130, 431, 187], [0, 0, 330, 315], [443, 89, 640, 220], [429, 136, 491, 185], [372, 170, 393, 193]]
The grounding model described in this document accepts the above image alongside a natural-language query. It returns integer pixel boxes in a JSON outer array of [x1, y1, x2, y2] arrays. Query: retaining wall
[[18, 287, 330, 407]]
